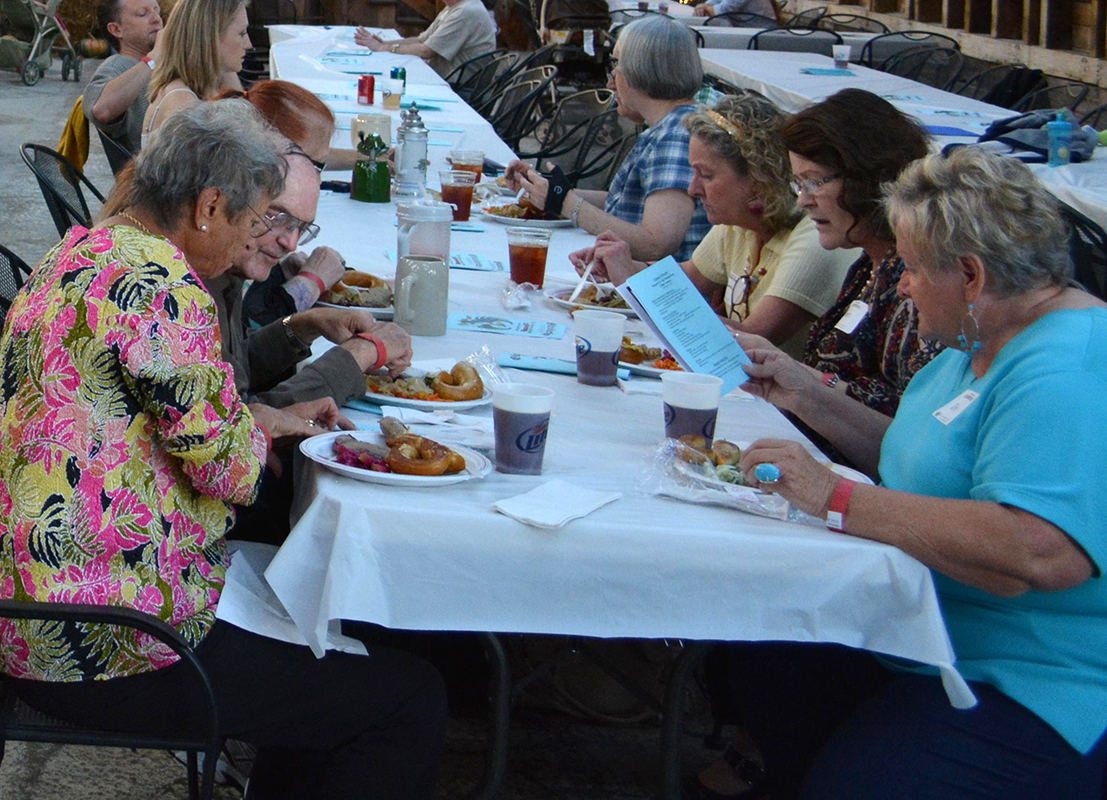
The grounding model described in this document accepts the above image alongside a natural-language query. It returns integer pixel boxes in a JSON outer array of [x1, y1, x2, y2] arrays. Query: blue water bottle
[[1046, 112, 1073, 167]]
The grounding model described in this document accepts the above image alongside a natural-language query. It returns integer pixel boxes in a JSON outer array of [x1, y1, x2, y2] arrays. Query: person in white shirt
[[692, 0, 779, 21], [354, 0, 496, 77]]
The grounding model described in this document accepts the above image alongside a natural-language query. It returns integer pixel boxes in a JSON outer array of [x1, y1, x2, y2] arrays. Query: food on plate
[[366, 361, 484, 402], [320, 270, 393, 309], [484, 199, 557, 221], [619, 336, 683, 370], [431, 362, 485, 401], [332, 421, 467, 477], [569, 285, 631, 311]]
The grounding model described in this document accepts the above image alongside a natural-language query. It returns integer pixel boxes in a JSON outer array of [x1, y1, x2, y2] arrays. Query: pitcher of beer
[[396, 199, 452, 264], [394, 255, 449, 336]]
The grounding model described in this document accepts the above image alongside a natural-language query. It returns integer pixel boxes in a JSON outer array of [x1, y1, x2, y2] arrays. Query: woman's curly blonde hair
[[684, 94, 801, 234]]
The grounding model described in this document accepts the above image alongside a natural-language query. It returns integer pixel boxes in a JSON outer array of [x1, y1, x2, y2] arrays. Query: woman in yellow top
[[569, 95, 856, 357], [142, 0, 251, 141]]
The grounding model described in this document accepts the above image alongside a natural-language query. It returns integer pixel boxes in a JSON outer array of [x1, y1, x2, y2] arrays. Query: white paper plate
[[618, 360, 684, 379], [479, 202, 573, 228], [316, 301, 394, 320], [543, 287, 639, 319], [300, 431, 491, 487], [361, 384, 493, 411], [676, 456, 873, 493]]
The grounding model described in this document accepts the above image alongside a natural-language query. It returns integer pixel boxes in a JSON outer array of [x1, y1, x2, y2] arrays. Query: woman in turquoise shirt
[[709, 148, 1107, 799]]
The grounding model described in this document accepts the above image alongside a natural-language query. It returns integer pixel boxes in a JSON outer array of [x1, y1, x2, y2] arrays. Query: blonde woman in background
[[569, 95, 855, 357], [142, 0, 251, 142]]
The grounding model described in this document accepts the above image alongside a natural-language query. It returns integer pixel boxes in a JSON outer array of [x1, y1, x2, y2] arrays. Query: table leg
[[464, 632, 511, 800], [658, 641, 711, 800]]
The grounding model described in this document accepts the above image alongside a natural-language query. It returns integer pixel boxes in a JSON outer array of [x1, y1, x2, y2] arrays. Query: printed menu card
[[618, 257, 751, 394]]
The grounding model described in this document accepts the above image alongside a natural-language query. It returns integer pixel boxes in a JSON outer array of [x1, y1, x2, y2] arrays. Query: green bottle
[[352, 132, 391, 203]]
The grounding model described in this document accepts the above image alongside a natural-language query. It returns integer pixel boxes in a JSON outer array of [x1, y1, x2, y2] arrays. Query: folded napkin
[[381, 406, 490, 427], [380, 408, 495, 449], [617, 377, 663, 395], [491, 479, 622, 529]]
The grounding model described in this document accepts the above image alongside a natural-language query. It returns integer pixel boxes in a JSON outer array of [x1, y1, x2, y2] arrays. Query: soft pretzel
[[431, 362, 484, 401]]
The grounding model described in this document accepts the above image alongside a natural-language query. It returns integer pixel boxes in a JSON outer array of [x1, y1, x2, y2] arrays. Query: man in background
[[84, 0, 163, 157], [354, 0, 495, 77]]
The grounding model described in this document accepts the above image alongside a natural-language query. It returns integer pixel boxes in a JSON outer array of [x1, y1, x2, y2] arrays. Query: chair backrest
[[1012, 81, 1091, 114], [445, 48, 506, 92], [97, 129, 133, 176], [858, 31, 959, 67], [1059, 204, 1107, 302], [814, 13, 890, 33], [0, 599, 223, 800], [1080, 102, 1107, 129], [747, 26, 842, 55], [466, 52, 522, 111], [0, 243, 32, 330], [951, 64, 1046, 109], [20, 143, 106, 239], [878, 46, 964, 90], [609, 8, 661, 25], [785, 5, 826, 27], [704, 11, 778, 27]]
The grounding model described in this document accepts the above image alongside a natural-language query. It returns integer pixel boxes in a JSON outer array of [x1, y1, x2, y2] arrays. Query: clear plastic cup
[[450, 149, 485, 181], [439, 170, 477, 221], [506, 227, 552, 288]]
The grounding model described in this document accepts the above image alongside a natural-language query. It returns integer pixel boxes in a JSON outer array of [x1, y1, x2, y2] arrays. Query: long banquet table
[[249, 24, 973, 797], [697, 48, 1107, 231]]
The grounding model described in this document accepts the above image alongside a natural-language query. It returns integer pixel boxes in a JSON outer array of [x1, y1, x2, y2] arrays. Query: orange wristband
[[257, 424, 273, 452], [357, 333, 387, 371], [299, 271, 327, 294], [826, 478, 857, 532]]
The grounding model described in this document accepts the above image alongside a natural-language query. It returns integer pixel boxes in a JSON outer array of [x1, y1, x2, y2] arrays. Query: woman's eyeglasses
[[789, 173, 841, 197]]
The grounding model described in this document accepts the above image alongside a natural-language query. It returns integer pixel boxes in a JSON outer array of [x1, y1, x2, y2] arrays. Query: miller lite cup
[[492, 384, 554, 475]]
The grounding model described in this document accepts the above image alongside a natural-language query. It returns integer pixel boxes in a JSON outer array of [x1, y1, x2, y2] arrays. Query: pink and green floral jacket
[[0, 225, 267, 681]]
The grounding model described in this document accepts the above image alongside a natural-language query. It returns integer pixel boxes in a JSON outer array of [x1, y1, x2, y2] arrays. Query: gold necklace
[[118, 211, 152, 236]]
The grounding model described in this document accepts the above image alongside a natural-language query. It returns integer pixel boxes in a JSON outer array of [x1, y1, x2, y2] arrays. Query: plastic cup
[[439, 170, 477, 221], [350, 113, 391, 149], [661, 372, 723, 447], [832, 45, 852, 69], [574, 309, 625, 387], [450, 149, 485, 180], [382, 79, 403, 110], [506, 227, 551, 288], [493, 384, 554, 475]]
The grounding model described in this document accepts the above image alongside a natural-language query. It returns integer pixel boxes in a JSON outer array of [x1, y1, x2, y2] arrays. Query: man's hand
[[342, 322, 413, 376], [692, 3, 715, 15], [296, 246, 345, 289]]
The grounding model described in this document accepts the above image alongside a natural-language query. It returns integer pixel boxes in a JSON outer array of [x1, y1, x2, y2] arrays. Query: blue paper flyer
[[447, 314, 566, 340], [619, 257, 750, 394]]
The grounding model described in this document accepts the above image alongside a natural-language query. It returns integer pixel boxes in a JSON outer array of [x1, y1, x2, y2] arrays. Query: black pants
[[14, 621, 447, 799], [708, 641, 1107, 800]]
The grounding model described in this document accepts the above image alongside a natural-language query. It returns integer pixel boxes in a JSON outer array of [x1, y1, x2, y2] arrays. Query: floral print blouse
[[0, 225, 267, 682]]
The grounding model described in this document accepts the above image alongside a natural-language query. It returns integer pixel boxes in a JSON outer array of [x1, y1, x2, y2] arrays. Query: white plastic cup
[[832, 45, 852, 69], [493, 384, 554, 474], [573, 309, 625, 387], [661, 372, 723, 446]]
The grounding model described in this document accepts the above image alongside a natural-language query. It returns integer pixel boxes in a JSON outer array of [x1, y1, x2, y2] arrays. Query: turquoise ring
[[754, 463, 781, 485]]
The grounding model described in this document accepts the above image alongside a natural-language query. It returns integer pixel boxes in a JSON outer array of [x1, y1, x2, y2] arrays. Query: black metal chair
[[858, 31, 959, 68], [609, 8, 662, 25], [0, 600, 223, 800], [490, 70, 561, 150], [476, 63, 557, 119], [689, 26, 706, 47], [747, 26, 842, 56], [0, 243, 32, 329], [20, 143, 106, 239], [1080, 102, 1107, 129], [813, 12, 889, 33], [96, 129, 133, 176], [703, 10, 778, 27], [1012, 81, 1092, 115], [515, 89, 616, 173], [878, 45, 964, 90], [784, 5, 826, 27], [951, 64, 1046, 109], [461, 52, 520, 109], [444, 48, 506, 94], [1060, 204, 1107, 302]]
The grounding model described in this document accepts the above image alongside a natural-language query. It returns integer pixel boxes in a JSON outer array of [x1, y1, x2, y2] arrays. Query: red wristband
[[299, 271, 327, 294], [822, 372, 839, 389], [826, 478, 857, 532], [357, 333, 388, 371], [257, 424, 273, 452]]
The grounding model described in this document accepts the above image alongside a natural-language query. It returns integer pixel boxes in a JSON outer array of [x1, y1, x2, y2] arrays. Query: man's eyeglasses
[[249, 207, 320, 246], [789, 173, 841, 197]]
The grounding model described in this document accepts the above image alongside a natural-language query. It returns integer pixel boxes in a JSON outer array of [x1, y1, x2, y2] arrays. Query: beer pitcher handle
[[396, 273, 416, 325], [396, 220, 415, 263]]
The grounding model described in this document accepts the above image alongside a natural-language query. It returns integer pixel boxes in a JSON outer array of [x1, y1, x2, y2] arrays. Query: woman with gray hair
[[569, 94, 855, 356], [702, 148, 1107, 799], [505, 15, 711, 261], [0, 100, 446, 799]]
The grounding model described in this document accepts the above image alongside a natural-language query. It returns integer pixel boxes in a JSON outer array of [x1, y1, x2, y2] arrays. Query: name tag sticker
[[933, 390, 979, 425], [834, 300, 869, 334]]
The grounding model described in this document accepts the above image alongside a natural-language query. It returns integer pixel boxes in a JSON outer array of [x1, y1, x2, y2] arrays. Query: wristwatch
[[281, 315, 309, 351], [141, 56, 155, 70], [390, 43, 400, 53]]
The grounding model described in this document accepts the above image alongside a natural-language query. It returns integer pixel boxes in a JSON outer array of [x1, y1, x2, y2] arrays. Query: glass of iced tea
[[439, 170, 477, 221], [450, 149, 485, 180], [506, 227, 551, 288]]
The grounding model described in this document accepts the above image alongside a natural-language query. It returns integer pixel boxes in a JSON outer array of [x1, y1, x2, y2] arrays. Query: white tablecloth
[[244, 26, 973, 709], [698, 49, 1107, 231]]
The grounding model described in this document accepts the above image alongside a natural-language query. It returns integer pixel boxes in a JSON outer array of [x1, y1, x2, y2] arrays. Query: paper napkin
[[491, 479, 622, 529]]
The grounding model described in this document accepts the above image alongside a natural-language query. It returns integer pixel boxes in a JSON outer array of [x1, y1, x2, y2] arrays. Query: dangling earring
[[747, 201, 764, 215], [957, 303, 982, 353]]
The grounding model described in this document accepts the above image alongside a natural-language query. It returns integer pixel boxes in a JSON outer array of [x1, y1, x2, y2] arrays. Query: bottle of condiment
[[352, 131, 391, 203], [394, 104, 429, 199]]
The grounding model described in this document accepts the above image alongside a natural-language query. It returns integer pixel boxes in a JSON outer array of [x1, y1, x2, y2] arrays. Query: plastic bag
[[637, 439, 825, 527], [465, 345, 510, 387], [502, 279, 540, 310]]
